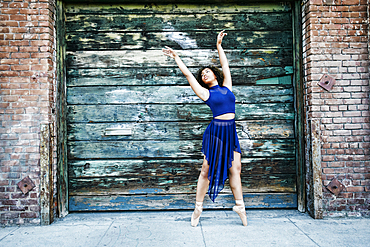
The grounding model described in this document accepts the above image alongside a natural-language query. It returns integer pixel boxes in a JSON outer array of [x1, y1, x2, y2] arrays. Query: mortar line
[[287, 217, 321, 247]]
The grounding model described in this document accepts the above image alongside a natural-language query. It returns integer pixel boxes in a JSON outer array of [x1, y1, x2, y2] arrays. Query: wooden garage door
[[65, 3, 297, 211]]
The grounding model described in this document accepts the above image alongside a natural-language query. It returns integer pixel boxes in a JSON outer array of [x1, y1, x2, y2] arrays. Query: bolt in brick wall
[[302, 0, 369, 217], [0, 0, 57, 225]]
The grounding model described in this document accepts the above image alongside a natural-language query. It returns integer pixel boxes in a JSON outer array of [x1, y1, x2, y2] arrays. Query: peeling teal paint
[[256, 75, 292, 85], [69, 194, 297, 211], [129, 188, 164, 194], [284, 66, 294, 74]]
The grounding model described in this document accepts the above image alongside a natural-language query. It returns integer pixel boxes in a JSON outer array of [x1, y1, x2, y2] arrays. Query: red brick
[[29, 3, 49, 9], [0, 199, 18, 206], [2, 95, 19, 102], [9, 15, 27, 22], [8, 2, 29, 8], [0, 64, 11, 70], [323, 155, 335, 161], [20, 212, 38, 218], [19, 9, 38, 15], [349, 5, 367, 12], [11, 65, 30, 71], [1, 9, 19, 14], [30, 40, 52, 47], [9, 40, 29, 46], [344, 111, 362, 117], [11, 53, 30, 59], [345, 124, 362, 129], [31, 65, 48, 71], [346, 186, 365, 192]]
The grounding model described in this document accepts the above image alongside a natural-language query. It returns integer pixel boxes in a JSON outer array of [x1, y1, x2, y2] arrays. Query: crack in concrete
[[199, 221, 207, 247], [287, 217, 320, 247], [95, 220, 115, 247], [0, 227, 20, 242]]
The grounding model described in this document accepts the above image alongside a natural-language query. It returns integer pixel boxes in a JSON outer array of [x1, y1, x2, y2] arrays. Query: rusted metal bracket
[[17, 176, 36, 194], [40, 123, 54, 225], [310, 119, 323, 219], [318, 74, 336, 91], [326, 178, 345, 196]]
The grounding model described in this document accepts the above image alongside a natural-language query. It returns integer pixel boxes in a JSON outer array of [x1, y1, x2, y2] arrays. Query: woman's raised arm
[[162, 46, 209, 101], [217, 31, 232, 90]]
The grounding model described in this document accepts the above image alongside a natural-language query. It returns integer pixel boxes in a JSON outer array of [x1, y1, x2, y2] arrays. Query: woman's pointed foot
[[233, 205, 248, 226], [191, 203, 203, 227]]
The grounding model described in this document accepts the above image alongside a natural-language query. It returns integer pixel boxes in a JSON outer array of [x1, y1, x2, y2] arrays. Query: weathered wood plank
[[67, 85, 293, 105], [67, 139, 295, 159], [69, 157, 296, 178], [40, 123, 53, 225], [67, 103, 295, 123], [66, 49, 293, 68], [56, 0, 69, 218], [66, 13, 292, 32], [69, 173, 296, 195], [66, 31, 292, 50], [66, 67, 294, 86], [68, 193, 298, 211], [66, 3, 292, 15], [293, 1, 306, 213], [67, 120, 294, 141]]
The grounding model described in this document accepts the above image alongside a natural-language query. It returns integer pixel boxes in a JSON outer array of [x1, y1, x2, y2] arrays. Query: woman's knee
[[199, 157, 209, 179], [230, 165, 241, 176], [230, 153, 242, 175], [198, 170, 208, 180]]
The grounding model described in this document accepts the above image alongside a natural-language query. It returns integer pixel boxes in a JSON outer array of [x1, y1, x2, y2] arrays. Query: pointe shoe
[[191, 205, 203, 227], [233, 205, 248, 226]]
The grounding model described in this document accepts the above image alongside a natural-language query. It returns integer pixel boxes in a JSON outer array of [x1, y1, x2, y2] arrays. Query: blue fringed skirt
[[201, 118, 242, 202]]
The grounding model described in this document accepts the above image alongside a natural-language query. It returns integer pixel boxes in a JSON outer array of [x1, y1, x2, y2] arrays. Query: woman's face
[[201, 68, 217, 86]]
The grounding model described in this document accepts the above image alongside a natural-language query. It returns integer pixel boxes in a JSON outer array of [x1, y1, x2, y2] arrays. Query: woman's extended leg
[[229, 151, 248, 226], [196, 157, 210, 202], [229, 151, 243, 200], [191, 156, 210, 227]]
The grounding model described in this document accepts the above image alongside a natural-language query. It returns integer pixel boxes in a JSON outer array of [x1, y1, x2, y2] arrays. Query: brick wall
[[0, 0, 56, 225], [302, 0, 369, 217]]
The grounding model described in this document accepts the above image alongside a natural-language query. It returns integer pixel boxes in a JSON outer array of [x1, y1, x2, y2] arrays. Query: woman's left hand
[[217, 30, 227, 46]]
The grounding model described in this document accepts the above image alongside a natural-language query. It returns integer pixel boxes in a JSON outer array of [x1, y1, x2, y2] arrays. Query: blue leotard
[[204, 85, 235, 118]]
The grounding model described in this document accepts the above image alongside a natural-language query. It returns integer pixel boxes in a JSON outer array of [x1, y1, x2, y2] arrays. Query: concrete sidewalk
[[1, 210, 369, 247]]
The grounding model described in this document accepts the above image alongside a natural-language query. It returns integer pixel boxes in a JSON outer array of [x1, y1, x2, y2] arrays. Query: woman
[[162, 30, 247, 227]]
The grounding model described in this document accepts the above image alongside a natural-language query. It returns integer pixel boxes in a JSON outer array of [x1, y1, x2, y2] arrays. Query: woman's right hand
[[162, 46, 178, 59]]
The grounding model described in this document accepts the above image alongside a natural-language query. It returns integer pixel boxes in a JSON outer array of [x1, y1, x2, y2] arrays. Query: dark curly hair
[[196, 65, 224, 89]]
